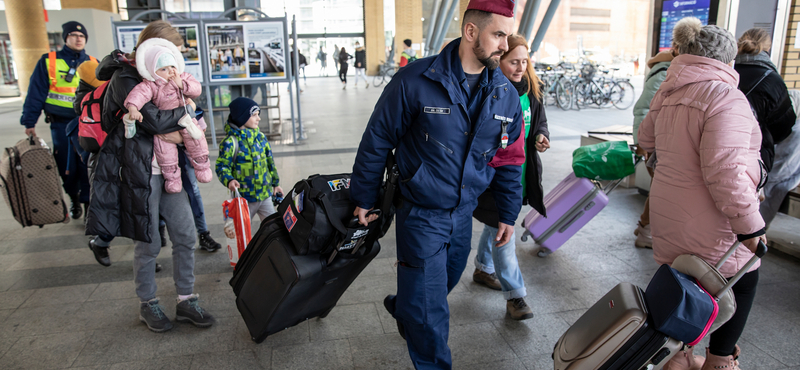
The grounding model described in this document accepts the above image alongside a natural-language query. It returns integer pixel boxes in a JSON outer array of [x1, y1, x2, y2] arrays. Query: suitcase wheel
[[537, 248, 553, 258], [520, 234, 528, 242]]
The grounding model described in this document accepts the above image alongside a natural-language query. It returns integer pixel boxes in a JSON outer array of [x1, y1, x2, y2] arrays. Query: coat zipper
[[422, 130, 454, 154]]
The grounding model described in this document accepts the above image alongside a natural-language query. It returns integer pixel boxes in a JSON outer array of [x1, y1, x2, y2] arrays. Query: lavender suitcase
[[521, 172, 613, 257]]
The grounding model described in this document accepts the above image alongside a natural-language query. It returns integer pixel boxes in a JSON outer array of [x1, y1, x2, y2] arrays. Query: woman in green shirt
[[471, 34, 550, 320]]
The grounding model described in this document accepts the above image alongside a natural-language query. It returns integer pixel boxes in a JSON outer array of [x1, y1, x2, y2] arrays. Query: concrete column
[[4, 0, 50, 99], [61, 0, 118, 13], [395, 0, 423, 64], [460, 0, 469, 19], [364, 0, 385, 75]]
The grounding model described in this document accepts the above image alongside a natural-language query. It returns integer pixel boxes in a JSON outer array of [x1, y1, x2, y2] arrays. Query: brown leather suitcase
[[0, 136, 68, 227], [553, 282, 681, 370]]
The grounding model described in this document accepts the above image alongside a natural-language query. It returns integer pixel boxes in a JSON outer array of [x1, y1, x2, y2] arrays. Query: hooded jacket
[[633, 51, 674, 143], [215, 123, 280, 202], [351, 38, 524, 226], [124, 38, 200, 112], [734, 52, 796, 172], [638, 54, 764, 278], [84, 49, 190, 243]]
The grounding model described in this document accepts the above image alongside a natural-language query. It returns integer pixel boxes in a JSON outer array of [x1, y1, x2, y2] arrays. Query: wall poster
[[206, 21, 286, 82]]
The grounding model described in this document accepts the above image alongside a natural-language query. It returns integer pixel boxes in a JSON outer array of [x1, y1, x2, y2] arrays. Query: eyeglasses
[[67, 33, 86, 39]]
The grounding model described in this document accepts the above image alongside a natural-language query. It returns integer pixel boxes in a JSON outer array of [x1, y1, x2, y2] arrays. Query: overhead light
[[421, 17, 425, 21]]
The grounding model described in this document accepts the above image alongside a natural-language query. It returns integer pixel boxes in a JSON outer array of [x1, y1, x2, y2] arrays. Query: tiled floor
[[0, 76, 798, 369]]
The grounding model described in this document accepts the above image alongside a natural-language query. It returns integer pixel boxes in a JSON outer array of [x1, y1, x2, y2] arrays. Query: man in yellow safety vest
[[20, 21, 97, 220]]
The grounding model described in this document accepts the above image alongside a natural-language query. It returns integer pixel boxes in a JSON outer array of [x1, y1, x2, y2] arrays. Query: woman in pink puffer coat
[[124, 37, 212, 193], [638, 18, 767, 370]]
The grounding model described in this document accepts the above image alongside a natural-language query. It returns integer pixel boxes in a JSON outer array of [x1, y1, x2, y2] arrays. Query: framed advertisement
[[203, 19, 290, 84]]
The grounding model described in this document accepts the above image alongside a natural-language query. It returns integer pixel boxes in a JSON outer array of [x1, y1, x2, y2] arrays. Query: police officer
[[350, 1, 523, 368], [21, 21, 96, 219]]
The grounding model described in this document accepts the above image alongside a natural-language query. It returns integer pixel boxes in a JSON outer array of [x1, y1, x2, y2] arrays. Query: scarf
[[735, 51, 778, 73], [511, 77, 528, 97]]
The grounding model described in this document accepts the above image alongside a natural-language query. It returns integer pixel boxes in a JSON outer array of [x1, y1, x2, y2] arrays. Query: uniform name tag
[[424, 107, 450, 114], [493, 114, 513, 123]]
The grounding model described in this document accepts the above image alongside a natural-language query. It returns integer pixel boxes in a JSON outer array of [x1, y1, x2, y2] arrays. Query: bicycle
[[372, 61, 397, 87]]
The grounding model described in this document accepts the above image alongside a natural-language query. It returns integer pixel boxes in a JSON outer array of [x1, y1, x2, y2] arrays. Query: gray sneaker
[[176, 294, 214, 328], [139, 299, 173, 333]]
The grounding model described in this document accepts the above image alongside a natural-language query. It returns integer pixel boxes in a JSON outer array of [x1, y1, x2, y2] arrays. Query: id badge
[[500, 122, 509, 149]]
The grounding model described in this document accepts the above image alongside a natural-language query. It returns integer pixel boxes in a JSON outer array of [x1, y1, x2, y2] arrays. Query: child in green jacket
[[216, 97, 283, 220]]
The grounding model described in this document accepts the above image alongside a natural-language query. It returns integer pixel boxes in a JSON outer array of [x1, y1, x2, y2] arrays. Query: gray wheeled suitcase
[[553, 282, 681, 370], [0, 136, 68, 227]]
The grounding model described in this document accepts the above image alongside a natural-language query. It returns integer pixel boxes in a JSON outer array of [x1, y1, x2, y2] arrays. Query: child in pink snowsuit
[[124, 37, 212, 193]]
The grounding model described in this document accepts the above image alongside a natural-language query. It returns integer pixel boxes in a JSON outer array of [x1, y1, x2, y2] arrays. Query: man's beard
[[474, 37, 503, 70]]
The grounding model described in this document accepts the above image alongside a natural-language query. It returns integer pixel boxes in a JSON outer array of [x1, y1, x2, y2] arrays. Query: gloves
[[178, 114, 203, 141]]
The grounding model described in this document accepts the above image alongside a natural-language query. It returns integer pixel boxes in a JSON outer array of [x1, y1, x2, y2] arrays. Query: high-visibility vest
[[45, 51, 97, 109]]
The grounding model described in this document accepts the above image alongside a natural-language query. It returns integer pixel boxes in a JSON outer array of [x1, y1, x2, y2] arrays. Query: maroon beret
[[466, 0, 515, 18]]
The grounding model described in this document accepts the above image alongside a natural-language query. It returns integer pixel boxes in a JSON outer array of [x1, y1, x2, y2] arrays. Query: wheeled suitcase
[[553, 282, 682, 370], [521, 172, 619, 257], [0, 136, 68, 227], [229, 214, 381, 343]]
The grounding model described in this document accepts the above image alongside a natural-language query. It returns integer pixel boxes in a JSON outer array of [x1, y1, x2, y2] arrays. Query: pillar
[[61, 0, 117, 13], [4, 0, 50, 99], [394, 0, 423, 64], [364, 0, 385, 75]]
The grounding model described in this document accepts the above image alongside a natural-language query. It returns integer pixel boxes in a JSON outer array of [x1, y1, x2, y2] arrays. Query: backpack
[[78, 81, 117, 153]]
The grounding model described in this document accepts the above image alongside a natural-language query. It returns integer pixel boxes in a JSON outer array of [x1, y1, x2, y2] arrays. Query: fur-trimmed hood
[[135, 38, 185, 82]]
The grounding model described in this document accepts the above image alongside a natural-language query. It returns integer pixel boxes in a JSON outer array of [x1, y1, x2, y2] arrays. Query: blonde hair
[[129, 21, 183, 60], [501, 34, 542, 101], [738, 28, 771, 55]]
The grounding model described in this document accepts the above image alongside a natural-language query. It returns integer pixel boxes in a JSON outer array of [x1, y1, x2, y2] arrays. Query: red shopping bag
[[223, 190, 252, 267]]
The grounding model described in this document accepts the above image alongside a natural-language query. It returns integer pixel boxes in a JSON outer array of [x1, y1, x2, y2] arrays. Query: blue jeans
[[474, 225, 527, 300], [179, 150, 208, 234]]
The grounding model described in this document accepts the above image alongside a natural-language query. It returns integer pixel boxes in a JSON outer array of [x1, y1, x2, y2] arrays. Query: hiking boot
[[473, 268, 502, 290], [634, 223, 653, 249], [198, 231, 221, 252], [69, 195, 82, 219], [88, 237, 111, 267], [383, 295, 406, 340], [507, 298, 534, 320], [140, 298, 173, 333], [176, 294, 214, 328], [159, 223, 168, 248]]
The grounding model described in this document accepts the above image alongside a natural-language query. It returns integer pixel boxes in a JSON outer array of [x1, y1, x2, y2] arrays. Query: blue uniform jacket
[[21, 46, 92, 128], [351, 38, 524, 226]]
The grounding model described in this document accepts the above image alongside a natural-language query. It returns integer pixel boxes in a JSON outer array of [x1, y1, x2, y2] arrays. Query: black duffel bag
[[276, 154, 399, 258]]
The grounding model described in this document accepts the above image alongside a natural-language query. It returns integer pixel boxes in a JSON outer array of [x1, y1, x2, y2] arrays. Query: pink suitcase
[[521, 172, 620, 257]]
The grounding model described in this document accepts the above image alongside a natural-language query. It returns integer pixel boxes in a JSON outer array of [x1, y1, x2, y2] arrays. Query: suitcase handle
[[714, 241, 767, 299]]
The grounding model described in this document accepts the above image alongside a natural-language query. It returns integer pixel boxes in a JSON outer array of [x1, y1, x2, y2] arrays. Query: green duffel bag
[[572, 141, 635, 180]]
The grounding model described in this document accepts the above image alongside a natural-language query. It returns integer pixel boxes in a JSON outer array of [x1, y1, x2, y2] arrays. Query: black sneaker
[[140, 299, 173, 333], [88, 237, 111, 267], [155, 262, 162, 273], [198, 232, 221, 252], [69, 195, 82, 219], [176, 294, 214, 328], [383, 295, 405, 340], [159, 223, 167, 248]]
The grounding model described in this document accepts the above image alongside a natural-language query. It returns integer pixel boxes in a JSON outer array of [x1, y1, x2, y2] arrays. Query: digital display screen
[[659, 0, 711, 51]]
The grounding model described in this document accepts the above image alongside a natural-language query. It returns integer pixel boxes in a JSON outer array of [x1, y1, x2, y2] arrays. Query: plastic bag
[[222, 190, 252, 267], [572, 141, 636, 180]]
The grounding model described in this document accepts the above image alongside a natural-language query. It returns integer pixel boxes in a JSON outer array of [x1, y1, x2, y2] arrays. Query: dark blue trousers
[[51, 120, 90, 203], [388, 201, 475, 370]]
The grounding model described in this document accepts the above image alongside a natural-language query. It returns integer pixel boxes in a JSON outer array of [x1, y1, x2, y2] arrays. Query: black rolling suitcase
[[230, 155, 399, 343], [229, 214, 381, 342]]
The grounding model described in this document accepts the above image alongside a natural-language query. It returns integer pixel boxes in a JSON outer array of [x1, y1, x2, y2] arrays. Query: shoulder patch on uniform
[[424, 107, 450, 115]]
